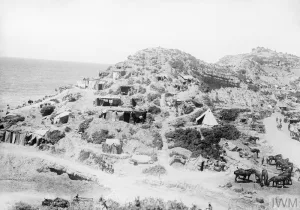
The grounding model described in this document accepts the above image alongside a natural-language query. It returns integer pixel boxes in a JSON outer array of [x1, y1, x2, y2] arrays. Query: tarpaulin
[[14, 132, 20, 144], [4, 131, 11, 143], [11, 132, 16, 144], [28, 134, 37, 145], [116, 112, 124, 121], [111, 111, 117, 121], [19, 132, 26, 146], [0, 130, 5, 142], [124, 112, 131, 123]]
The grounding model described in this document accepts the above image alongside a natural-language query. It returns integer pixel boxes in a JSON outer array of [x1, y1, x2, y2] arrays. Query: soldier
[[135, 197, 141, 208], [74, 194, 79, 202]]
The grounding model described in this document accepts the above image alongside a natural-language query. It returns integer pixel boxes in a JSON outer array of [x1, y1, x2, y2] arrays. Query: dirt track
[[0, 143, 233, 210], [264, 113, 300, 168]]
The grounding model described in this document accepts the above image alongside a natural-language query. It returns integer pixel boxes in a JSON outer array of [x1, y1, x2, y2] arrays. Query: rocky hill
[[2, 46, 300, 210], [106, 47, 241, 91], [218, 46, 300, 68]]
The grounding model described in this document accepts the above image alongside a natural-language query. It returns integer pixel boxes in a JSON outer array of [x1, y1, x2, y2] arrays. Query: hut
[[96, 81, 105, 90], [99, 71, 109, 78], [53, 112, 70, 124], [156, 74, 168, 81], [120, 86, 132, 95], [278, 103, 288, 111], [102, 139, 122, 154], [179, 74, 195, 84], [95, 96, 122, 106], [112, 70, 126, 81]]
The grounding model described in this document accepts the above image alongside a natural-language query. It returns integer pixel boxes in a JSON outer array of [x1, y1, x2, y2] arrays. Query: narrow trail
[[263, 112, 300, 168]]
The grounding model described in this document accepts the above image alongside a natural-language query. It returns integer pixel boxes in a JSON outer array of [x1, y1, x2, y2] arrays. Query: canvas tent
[[195, 109, 218, 126]]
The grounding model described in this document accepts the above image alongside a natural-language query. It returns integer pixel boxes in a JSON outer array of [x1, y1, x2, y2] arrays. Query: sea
[[0, 57, 110, 110]]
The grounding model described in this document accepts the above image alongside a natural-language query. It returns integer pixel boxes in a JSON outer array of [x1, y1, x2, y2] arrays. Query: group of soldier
[[276, 117, 283, 129], [98, 159, 114, 173]]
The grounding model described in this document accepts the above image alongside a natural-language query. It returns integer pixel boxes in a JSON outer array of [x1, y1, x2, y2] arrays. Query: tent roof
[[105, 139, 121, 145], [98, 95, 121, 99], [55, 111, 70, 119], [195, 109, 218, 126], [34, 129, 49, 137], [180, 74, 194, 80]]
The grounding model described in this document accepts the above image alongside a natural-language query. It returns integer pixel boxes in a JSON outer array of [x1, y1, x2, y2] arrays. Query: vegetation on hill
[[219, 108, 251, 121], [40, 105, 55, 116], [78, 118, 93, 133], [89, 129, 115, 144], [166, 125, 240, 158]]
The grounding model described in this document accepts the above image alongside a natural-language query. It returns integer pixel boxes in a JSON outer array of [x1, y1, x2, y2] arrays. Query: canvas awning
[[34, 129, 49, 137], [99, 95, 121, 100], [105, 139, 121, 146]]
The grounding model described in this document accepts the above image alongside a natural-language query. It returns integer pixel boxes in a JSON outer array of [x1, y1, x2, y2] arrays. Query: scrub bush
[[40, 105, 55, 116]]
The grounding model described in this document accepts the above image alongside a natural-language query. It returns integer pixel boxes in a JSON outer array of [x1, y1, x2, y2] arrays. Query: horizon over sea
[[0, 57, 110, 110]]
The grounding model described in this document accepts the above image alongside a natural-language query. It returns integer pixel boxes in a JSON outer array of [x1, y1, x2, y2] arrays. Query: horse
[[277, 123, 282, 130], [260, 169, 269, 186], [252, 169, 262, 184], [278, 169, 292, 185], [276, 158, 289, 169], [267, 176, 288, 187], [234, 168, 255, 182], [280, 162, 293, 172], [267, 154, 282, 165], [250, 148, 260, 158]]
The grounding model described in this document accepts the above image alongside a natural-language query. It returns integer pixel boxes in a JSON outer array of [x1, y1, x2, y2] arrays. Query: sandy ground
[[1, 87, 300, 210], [264, 112, 300, 168], [0, 143, 233, 210]]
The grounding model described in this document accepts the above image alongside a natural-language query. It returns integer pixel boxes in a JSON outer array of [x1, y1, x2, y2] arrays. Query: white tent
[[195, 108, 218, 126]]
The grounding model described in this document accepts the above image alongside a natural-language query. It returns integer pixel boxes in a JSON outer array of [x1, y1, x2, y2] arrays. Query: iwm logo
[[269, 195, 300, 209]]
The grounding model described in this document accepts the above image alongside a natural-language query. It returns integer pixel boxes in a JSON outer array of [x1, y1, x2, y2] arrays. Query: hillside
[[1, 47, 300, 210], [107, 47, 241, 91]]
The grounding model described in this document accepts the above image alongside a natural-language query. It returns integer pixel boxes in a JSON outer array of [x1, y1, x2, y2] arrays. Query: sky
[[0, 0, 300, 64]]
